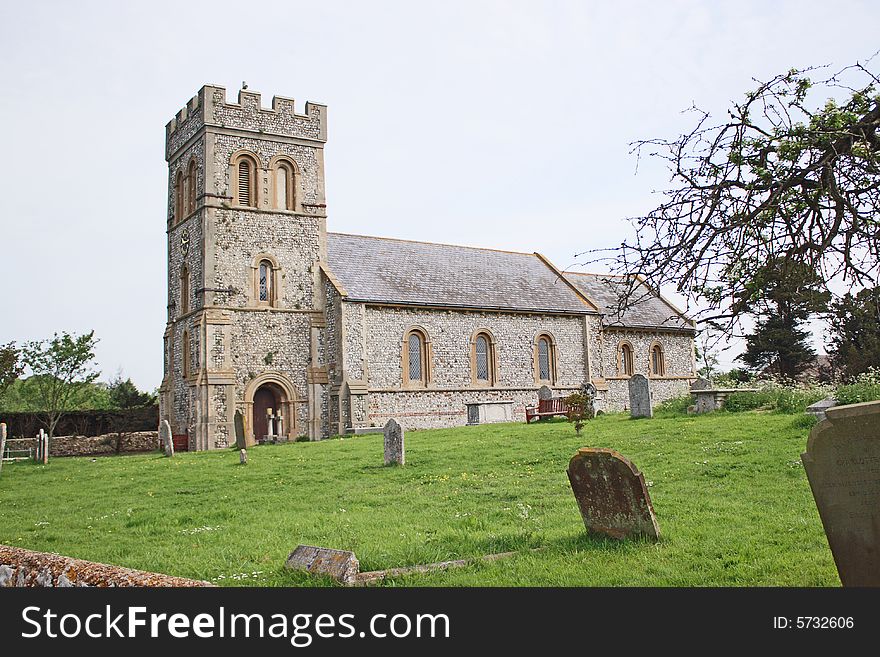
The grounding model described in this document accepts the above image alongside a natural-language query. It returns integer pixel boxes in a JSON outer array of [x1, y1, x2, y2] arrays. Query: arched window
[[472, 331, 496, 385], [535, 333, 556, 383], [234, 155, 257, 207], [180, 265, 189, 316], [651, 343, 665, 377], [619, 342, 634, 376], [273, 161, 295, 210], [403, 328, 430, 387], [186, 160, 197, 214], [174, 171, 183, 223], [259, 260, 272, 303], [182, 330, 191, 379]]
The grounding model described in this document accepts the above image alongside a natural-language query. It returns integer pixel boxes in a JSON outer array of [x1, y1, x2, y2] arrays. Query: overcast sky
[[1, 1, 877, 390]]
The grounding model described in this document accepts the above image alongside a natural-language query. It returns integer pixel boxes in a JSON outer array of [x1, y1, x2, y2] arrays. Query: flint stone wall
[[4, 431, 159, 458], [0, 545, 212, 587]]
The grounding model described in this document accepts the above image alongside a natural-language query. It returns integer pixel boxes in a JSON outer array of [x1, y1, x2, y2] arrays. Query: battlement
[[165, 84, 327, 159]]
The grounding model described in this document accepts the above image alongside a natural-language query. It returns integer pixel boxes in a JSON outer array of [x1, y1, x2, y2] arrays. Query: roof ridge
[[328, 231, 536, 257], [562, 271, 631, 279]]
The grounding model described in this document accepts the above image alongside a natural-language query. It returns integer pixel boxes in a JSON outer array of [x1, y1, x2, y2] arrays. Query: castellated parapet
[[165, 85, 328, 160]]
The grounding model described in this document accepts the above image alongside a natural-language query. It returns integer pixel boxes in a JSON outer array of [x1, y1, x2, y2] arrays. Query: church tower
[[160, 85, 330, 449]]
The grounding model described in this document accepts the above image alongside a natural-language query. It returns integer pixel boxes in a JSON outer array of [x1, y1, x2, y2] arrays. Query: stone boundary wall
[[4, 431, 158, 458], [0, 545, 213, 587]]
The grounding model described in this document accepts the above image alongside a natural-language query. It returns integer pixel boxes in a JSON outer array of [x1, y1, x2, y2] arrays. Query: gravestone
[[234, 410, 247, 450], [801, 400, 880, 586], [0, 423, 6, 475], [538, 385, 553, 401], [566, 447, 660, 540], [628, 373, 653, 418], [690, 377, 711, 391], [239, 448, 248, 465], [284, 545, 359, 585], [579, 382, 598, 419], [159, 420, 174, 457], [805, 397, 838, 423], [384, 418, 405, 466]]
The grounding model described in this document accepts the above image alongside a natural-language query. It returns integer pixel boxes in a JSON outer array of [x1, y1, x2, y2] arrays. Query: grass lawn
[[0, 412, 837, 586]]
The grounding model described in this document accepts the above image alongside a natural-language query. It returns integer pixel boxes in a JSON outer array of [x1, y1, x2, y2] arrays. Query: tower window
[[274, 162, 294, 210], [174, 171, 183, 223], [186, 159, 197, 214], [259, 260, 271, 302], [182, 330, 191, 378], [237, 159, 255, 206], [180, 265, 189, 316]]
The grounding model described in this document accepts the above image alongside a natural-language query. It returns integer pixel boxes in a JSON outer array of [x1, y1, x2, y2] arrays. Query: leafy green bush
[[654, 394, 692, 416], [836, 369, 880, 405], [724, 386, 827, 414]]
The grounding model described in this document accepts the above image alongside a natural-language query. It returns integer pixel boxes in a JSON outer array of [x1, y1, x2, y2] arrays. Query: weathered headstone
[[234, 410, 247, 450], [628, 373, 652, 418], [239, 448, 248, 465], [0, 423, 7, 475], [690, 377, 711, 391], [384, 418, 405, 466], [566, 447, 660, 540], [159, 420, 174, 457], [538, 385, 553, 401], [801, 401, 880, 586], [284, 545, 359, 585]]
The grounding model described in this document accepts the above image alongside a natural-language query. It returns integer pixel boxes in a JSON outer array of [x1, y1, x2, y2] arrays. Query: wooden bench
[[525, 397, 570, 423]]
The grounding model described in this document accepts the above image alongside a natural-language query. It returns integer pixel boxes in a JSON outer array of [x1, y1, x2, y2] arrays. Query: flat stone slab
[[284, 545, 359, 585], [806, 397, 838, 422], [567, 448, 660, 540], [801, 400, 880, 586], [345, 427, 384, 435]]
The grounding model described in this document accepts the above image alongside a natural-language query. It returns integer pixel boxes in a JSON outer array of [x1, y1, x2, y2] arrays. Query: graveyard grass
[[0, 412, 838, 586]]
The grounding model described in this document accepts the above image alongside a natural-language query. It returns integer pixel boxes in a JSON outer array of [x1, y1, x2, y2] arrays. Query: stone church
[[159, 85, 696, 450]]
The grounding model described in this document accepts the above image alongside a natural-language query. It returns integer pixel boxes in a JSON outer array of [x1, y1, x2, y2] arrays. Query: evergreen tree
[[737, 259, 829, 379], [827, 287, 880, 378]]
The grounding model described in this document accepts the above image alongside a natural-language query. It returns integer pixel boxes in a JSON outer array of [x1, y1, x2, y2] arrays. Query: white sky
[[1, 0, 877, 390]]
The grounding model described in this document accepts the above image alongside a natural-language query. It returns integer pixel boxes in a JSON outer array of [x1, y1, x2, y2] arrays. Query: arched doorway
[[252, 383, 285, 442], [243, 372, 298, 444]]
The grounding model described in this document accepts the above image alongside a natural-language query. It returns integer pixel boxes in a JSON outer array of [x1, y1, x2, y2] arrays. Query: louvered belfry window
[[476, 335, 489, 381], [238, 159, 252, 206], [408, 333, 423, 382], [538, 337, 550, 380]]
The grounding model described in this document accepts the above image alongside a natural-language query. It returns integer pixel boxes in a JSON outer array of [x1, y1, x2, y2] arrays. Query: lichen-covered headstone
[[628, 373, 653, 418], [159, 420, 174, 457], [567, 447, 660, 540], [284, 545, 359, 585], [234, 410, 247, 450], [538, 385, 553, 401], [0, 423, 7, 475], [801, 401, 880, 586], [690, 377, 711, 391], [384, 418, 405, 466], [239, 448, 248, 465]]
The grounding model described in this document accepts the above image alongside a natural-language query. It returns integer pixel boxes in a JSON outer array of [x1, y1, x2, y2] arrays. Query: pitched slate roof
[[326, 233, 596, 314], [564, 272, 694, 331]]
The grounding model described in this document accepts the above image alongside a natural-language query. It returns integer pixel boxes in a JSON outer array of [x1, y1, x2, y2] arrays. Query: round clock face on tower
[[180, 229, 190, 257]]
